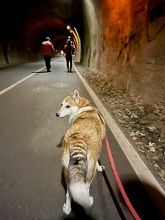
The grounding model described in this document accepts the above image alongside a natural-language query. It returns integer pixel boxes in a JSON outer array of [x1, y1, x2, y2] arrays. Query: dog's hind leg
[[96, 160, 105, 172], [62, 166, 71, 215], [86, 160, 97, 206], [63, 189, 71, 215]]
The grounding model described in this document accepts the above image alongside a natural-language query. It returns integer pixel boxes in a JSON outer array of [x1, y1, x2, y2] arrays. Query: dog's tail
[[68, 142, 92, 208]]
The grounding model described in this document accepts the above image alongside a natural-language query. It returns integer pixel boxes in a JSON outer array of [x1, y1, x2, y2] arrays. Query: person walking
[[41, 37, 55, 72], [63, 40, 75, 72]]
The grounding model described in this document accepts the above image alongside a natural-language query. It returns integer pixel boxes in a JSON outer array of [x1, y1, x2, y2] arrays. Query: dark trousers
[[66, 56, 72, 71], [44, 55, 51, 71]]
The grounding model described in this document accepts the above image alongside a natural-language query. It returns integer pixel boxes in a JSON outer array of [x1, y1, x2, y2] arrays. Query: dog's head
[[56, 89, 89, 118], [56, 89, 89, 117]]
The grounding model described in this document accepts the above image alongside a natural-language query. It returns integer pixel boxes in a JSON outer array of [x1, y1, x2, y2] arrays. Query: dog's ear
[[72, 89, 79, 104], [79, 98, 90, 107]]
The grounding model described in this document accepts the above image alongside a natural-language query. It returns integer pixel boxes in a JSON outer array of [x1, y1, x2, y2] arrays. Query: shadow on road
[[31, 71, 49, 73], [122, 179, 165, 220]]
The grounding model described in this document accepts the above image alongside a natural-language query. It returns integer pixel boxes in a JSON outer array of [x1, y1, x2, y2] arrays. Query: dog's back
[[62, 107, 106, 208]]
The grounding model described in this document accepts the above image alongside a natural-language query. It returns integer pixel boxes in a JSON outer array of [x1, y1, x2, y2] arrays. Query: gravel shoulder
[[76, 64, 165, 185]]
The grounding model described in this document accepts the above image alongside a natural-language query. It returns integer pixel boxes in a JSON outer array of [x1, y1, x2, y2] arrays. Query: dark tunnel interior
[[0, 0, 84, 58]]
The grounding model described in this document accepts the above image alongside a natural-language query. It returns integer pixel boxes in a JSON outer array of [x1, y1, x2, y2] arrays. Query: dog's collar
[[69, 106, 92, 124], [76, 106, 92, 116]]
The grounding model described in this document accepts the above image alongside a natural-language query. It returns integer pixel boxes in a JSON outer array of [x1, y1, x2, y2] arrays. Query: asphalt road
[[0, 57, 163, 220]]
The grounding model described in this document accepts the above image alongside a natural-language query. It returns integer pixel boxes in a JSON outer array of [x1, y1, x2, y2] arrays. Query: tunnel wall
[[81, 0, 101, 72], [0, 39, 39, 67], [86, 0, 165, 106]]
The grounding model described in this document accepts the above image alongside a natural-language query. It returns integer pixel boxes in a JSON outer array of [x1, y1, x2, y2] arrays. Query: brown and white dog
[[56, 89, 106, 215]]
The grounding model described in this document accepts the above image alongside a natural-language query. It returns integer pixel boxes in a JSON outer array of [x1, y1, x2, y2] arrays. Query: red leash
[[105, 134, 141, 220]]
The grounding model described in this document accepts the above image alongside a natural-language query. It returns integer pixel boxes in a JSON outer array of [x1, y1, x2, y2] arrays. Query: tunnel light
[[67, 25, 70, 30]]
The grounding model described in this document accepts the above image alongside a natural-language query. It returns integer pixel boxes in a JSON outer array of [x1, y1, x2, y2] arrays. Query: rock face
[[89, 0, 165, 181], [89, 0, 165, 106], [76, 65, 165, 183]]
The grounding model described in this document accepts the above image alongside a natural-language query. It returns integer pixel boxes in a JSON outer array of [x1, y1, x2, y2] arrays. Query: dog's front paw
[[63, 203, 71, 215], [90, 196, 93, 206]]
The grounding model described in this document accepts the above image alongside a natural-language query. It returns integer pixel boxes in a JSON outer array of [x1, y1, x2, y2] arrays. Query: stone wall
[[81, 0, 102, 72], [95, 0, 165, 105]]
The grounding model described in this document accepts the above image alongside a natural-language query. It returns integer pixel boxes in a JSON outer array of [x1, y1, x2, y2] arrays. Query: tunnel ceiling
[[1, 0, 84, 50]]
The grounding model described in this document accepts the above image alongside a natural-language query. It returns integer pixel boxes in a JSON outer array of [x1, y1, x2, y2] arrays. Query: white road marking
[[0, 59, 61, 96], [0, 72, 37, 96], [74, 63, 165, 215]]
